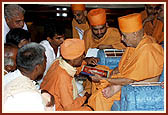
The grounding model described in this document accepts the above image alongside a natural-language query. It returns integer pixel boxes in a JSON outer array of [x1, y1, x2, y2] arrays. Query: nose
[[121, 35, 124, 41], [19, 20, 24, 28], [98, 29, 102, 35], [75, 15, 80, 20]]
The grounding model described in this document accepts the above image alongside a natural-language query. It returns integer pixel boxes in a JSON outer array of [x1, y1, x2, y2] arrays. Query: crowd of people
[[3, 4, 164, 112]]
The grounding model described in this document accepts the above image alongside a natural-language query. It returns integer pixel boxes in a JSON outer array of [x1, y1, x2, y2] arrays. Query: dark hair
[[17, 42, 45, 72], [6, 28, 31, 46], [43, 23, 65, 40]]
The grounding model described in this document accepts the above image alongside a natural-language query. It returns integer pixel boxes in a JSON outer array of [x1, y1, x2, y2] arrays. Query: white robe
[[3, 70, 45, 112]]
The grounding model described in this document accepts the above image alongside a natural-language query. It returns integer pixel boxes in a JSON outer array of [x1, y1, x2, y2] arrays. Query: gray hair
[[17, 42, 46, 72], [4, 4, 25, 19], [4, 57, 14, 66]]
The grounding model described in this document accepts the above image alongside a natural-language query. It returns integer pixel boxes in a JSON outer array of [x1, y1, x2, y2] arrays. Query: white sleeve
[[4, 91, 45, 112], [23, 22, 28, 30]]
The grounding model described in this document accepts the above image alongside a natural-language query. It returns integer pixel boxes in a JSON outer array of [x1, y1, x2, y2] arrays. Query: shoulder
[[139, 42, 163, 55], [4, 69, 22, 86], [83, 29, 91, 40], [40, 40, 49, 46], [108, 27, 120, 33], [72, 19, 77, 26], [84, 28, 91, 35]]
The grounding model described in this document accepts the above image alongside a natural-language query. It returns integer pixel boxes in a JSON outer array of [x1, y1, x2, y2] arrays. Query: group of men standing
[[3, 3, 164, 112]]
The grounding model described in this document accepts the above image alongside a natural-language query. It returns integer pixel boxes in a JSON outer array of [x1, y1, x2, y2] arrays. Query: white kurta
[[4, 69, 22, 86], [4, 18, 28, 43], [3, 72, 45, 112], [39, 40, 60, 86]]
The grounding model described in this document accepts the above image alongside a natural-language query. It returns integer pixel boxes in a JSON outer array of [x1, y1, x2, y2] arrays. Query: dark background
[[6, 4, 145, 43]]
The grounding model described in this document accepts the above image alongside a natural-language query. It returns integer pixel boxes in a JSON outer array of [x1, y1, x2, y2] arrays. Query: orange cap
[[118, 13, 143, 33], [88, 8, 106, 26], [71, 4, 85, 11], [60, 39, 85, 60]]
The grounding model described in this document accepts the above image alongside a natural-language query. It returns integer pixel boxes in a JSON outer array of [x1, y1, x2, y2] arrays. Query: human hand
[[102, 85, 121, 98], [110, 67, 119, 76], [84, 92, 91, 104], [41, 90, 55, 107], [89, 73, 106, 83], [84, 57, 99, 66]]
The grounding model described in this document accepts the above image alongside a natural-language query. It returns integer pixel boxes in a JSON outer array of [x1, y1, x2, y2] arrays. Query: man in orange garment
[[40, 39, 93, 111], [88, 13, 164, 110], [71, 4, 90, 40], [141, 4, 164, 43], [83, 8, 126, 53]]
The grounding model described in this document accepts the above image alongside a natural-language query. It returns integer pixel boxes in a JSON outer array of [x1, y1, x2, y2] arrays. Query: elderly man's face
[[91, 24, 107, 39], [4, 46, 18, 72], [71, 53, 85, 67], [145, 4, 161, 16], [73, 10, 86, 24], [6, 12, 24, 29], [121, 32, 137, 48]]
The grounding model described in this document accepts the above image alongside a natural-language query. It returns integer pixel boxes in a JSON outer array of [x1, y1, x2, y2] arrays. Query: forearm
[[106, 78, 134, 86]]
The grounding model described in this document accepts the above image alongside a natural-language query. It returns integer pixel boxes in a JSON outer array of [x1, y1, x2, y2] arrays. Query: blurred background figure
[[141, 4, 164, 43], [4, 4, 28, 43], [71, 4, 89, 39], [6, 28, 31, 48], [4, 43, 18, 75]]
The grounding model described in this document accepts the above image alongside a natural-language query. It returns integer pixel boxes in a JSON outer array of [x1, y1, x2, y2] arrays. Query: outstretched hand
[[89, 73, 107, 83], [84, 57, 99, 66]]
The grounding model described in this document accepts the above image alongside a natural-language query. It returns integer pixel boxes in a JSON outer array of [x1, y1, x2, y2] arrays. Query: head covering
[[118, 13, 143, 33], [71, 4, 85, 11], [60, 39, 85, 60], [88, 8, 106, 26]]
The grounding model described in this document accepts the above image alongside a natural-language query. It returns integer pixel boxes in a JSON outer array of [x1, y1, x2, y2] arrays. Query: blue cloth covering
[[112, 85, 164, 111], [97, 49, 121, 69]]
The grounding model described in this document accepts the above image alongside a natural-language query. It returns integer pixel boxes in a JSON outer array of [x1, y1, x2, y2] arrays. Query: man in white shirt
[[4, 4, 28, 43], [4, 42, 54, 112], [39, 24, 65, 86]]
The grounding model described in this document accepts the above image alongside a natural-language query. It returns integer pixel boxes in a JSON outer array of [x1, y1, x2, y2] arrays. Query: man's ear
[[106, 22, 109, 27], [84, 10, 87, 16], [32, 64, 42, 80], [5, 17, 10, 23], [5, 65, 12, 72], [47, 37, 52, 42]]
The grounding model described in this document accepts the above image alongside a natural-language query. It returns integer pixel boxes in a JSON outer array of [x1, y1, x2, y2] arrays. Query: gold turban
[[118, 13, 143, 33], [71, 4, 85, 11], [60, 39, 85, 60], [88, 8, 106, 26]]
